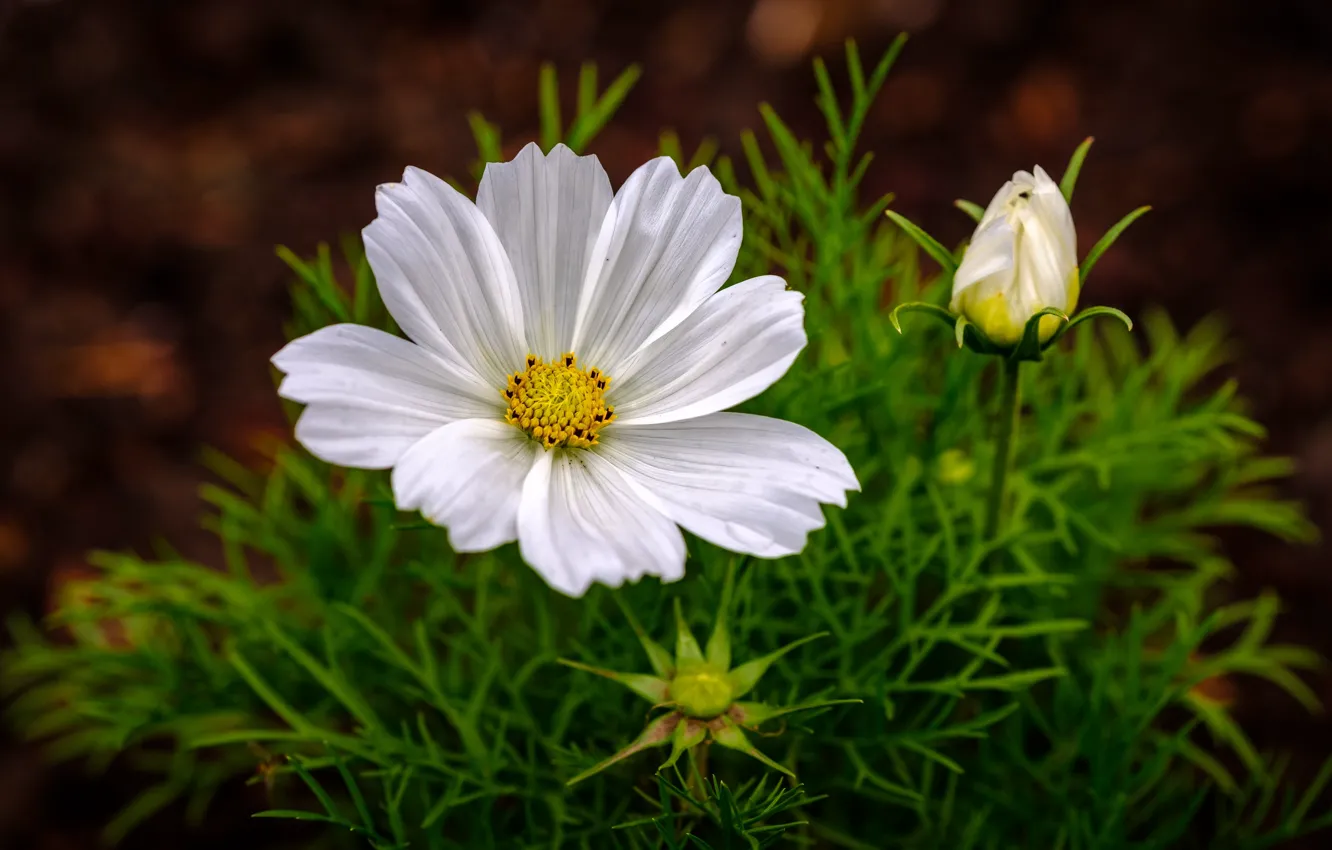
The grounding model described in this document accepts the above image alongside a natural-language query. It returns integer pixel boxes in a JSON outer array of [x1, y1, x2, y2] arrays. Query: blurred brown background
[[0, 0, 1330, 846]]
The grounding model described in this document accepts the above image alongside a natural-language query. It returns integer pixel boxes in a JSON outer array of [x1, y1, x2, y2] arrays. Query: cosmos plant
[[3, 39, 1329, 850]]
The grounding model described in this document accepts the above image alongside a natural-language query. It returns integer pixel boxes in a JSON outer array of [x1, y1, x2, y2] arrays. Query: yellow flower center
[[502, 352, 614, 449]]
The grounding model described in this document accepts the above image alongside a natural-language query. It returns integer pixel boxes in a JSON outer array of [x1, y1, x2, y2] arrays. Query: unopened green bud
[[671, 660, 734, 718], [561, 570, 858, 786]]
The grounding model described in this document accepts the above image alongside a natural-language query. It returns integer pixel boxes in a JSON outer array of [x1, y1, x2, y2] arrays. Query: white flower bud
[[950, 166, 1079, 346]]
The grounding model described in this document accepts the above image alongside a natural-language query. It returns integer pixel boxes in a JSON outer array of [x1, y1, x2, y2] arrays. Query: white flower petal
[[273, 324, 498, 468], [975, 176, 1019, 228], [392, 419, 539, 552], [1027, 166, 1078, 302], [609, 276, 805, 426], [364, 166, 526, 388], [517, 449, 685, 597], [572, 157, 742, 375], [951, 217, 1015, 299], [599, 413, 858, 558], [476, 143, 614, 359], [1031, 165, 1059, 194]]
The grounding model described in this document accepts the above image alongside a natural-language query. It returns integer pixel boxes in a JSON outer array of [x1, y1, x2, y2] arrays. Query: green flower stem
[[687, 741, 710, 802], [984, 358, 1022, 543]]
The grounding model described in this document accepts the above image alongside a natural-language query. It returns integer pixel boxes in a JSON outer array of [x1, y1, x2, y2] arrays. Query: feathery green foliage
[[3, 41, 1329, 850]]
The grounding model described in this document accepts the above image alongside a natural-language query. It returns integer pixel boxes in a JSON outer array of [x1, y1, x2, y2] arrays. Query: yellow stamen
[[502, 352, 614, 449]]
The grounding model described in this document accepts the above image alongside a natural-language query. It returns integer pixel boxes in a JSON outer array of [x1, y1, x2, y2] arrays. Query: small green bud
[[560, 578, 857, 785], [936, 449, 975, 485], [671, 660, 734, 718]]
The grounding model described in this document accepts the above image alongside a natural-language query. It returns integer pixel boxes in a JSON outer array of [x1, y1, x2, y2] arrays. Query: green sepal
[[613, 596, 674, 678], [1081, 205, 1151, 285], [732, 699, 864, 728], [556, 659, 670, 705], [954, 314, 971, 349], [711, 717, 795, 779], [889, 301, 956, 335], [705, 561, 738, 671], [1059, 136, 1094, 203], [952, 315, 1006, 356], [565, 711, 680, 786], [1010, 307, 1070, 363], [727, 632, 828, 700], [674, 599, 703, 665], [884, 210, 958, 276], [659, 717, 707, 773], [954, 199, 985, 222], [1058, 306, 1134, 341]]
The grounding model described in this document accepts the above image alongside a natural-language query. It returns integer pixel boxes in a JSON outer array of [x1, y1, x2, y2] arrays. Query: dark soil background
[[0, 0, 1329, 847]]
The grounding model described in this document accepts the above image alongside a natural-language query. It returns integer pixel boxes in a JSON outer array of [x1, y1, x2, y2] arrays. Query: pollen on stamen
[[501, 352, 614, 450]]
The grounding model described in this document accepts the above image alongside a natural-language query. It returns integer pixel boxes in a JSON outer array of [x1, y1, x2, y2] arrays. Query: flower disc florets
[[502, 352, 614, 449]]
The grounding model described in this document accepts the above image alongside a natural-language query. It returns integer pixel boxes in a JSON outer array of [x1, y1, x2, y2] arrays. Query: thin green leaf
[[538, 62, 561, 152], [659, 718, 707, 773], [728, 633, 828, 699], [1063, 305, 1134, 336], [705, 561, 737, 670], [884, 210, 958, 275], [711, 718, 794, 779], [566, 64, 641, 152], [576, 62, 597, 117], [613, 596, 675, 678], [674, 599, 703, 665], [1081, 205, 1151, 284], [890, 301, 956, 335], [566, 712, 681, 786], [467, 112, 503, 165], [557, 659, 669, 705], [734, 699, 862, 728], [954, 199, 985, 222], [1059, 136, 1095, 203]]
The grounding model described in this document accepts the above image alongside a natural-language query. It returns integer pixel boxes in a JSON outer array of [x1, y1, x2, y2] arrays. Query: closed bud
[[951, 165, 1079, 346]]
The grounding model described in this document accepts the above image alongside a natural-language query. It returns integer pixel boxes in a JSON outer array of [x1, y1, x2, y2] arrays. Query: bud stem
[[984, 358, 1022, 544], [687, 741, 710, 801]]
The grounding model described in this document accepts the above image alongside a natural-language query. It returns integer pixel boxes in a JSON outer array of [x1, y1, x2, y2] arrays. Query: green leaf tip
[[954, 315, 972, 350], [705, 561, 738, 671], [613, 595, 674, 678], [954, 198, 985, 222], [1063, 306, 1134, 336], [538, 62, 562, 153], [556, 658, 669, 705], [674, 598, 703, 664], [727, 632, 829, 700], [1059, 136, 1095, 203], [734, 699, 864, 728], [659, 717, 707, 773], [712, 718, 795, 779], [565, 712, 680, 787], [1081, 205, 1151, 285], [890, 301, 956, 336], [884, 209, 958, 276]]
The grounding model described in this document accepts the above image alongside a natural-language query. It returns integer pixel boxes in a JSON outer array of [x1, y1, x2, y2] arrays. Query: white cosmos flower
[[950, 165, 1079, 346], [272, 143, 858, 597]]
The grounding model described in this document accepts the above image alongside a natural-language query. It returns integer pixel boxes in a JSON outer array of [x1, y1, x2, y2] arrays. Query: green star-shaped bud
[[559, 571, 859, 786]]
